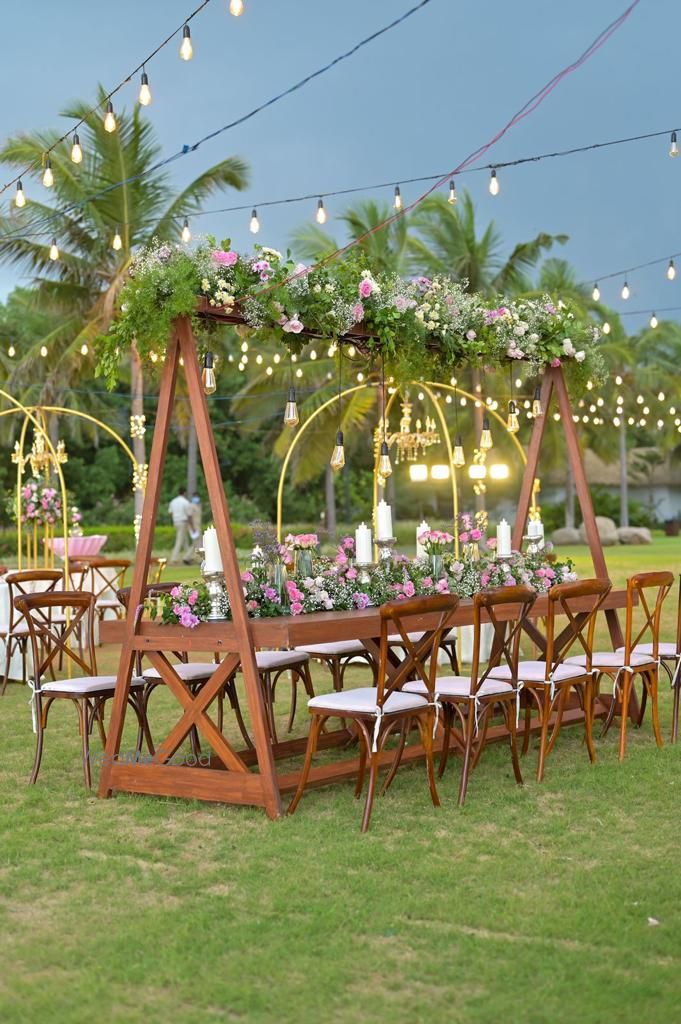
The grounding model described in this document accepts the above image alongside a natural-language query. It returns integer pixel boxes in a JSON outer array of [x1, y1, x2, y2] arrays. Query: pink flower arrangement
[[358, 278, 374, 299], [285, 533, 318, 551], [153, 583, 212, 628], [418, 529, 454, 555], [211, 249, 238, 267]]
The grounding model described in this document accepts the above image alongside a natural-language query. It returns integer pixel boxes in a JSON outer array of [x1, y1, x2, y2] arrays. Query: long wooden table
[[98, 588, 628, 814]]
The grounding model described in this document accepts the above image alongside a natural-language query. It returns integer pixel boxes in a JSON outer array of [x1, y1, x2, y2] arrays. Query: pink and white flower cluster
[[285, 532, 319, 551], [417, 529, 455, 555], [20, 480, 62, 527]]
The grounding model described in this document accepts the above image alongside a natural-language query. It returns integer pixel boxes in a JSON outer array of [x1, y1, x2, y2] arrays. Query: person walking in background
[[168, 487, 195, 564], [189, 492, 202, 542]]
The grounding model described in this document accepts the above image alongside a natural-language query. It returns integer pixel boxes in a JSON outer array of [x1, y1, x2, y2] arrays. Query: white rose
[[575, 350, 585, 362], [427, 320, 436, 330], [313, 284, 322, 293]]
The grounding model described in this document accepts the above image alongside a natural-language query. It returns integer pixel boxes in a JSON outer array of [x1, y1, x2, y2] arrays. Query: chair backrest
[[148, 557, 168, 585], [82, 558, 131, 602], [472, 585, 537, 693], [14, 591, 98, 686], [624, 571, 674, 662], [116, 582, 182, 612], [676, 575, 681, 657], [377, 594, 460, 706], [545, 577, 612, 677], [5, 569, 62, 632], [67, 560, 91, 592]]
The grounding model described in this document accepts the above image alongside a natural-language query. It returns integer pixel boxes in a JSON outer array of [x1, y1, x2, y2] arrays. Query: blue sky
[[0, 0, 678, 334]]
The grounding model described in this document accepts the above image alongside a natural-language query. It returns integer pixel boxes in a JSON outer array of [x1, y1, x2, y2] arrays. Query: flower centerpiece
[[17, 480, 62, 528], [151, 583, 213, 629], [456, 511, 489, 561], [284, 532, 319, 579], [416, 528, 454, 579]]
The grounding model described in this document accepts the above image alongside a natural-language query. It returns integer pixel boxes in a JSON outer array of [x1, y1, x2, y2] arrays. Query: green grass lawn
[[1, 538, 681, 1023]]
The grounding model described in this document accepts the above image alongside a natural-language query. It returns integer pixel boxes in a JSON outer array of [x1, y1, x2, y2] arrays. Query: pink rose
[[290, 601, 304, 616], [486, 538, 497, 549], [353, 592, 370, 610], [352, 303, 365, 323], [346, 567, 358, 581], [247, 599, 259, 612], [436, 579, 450, 593], [550, 357, 561, 368], [283, 318, 303, 334], [459, 531, 470, 544], [187, 590, 198, 606], [466, 330, 477, 341], [359, 279, 373, 299], [403, 581, 416, 598], [470, 528, 482, 542], [422, 577, 433, 588], [241, 571, 254, 583], [212, 250, 238, 266]]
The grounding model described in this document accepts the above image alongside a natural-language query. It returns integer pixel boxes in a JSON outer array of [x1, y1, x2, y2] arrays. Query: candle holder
[[376, 537, 397, 563], [355, 561, 376, 586], [202, 568, 228, 621], [523, 535, 541, 557]]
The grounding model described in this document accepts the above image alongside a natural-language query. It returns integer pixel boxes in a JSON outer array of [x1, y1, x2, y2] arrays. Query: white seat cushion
[[404, 675, 513, 698], [308, 687, 426, 716], [0, 623, 30, 635], [143, 662, 219, 682], [96, 599, 121, 608], [387, 631, 425, 645], [566, 651, 655, 669], [492, 660, 587, 684], [294, 640, 367, 657], [42, 675, 144, 694], [256, 650, 310, 670], [616, 643, 679, 659]]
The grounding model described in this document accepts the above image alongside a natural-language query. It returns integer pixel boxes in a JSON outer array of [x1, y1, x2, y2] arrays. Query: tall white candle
[[496, 519, 511, 557], [416, 520, 430, 559], [528, 519, 541, 539], [251, 544, 264, 563], [376, 500, 393, 541], [355, 522, 373, 564], [203, 526, 223, 573]]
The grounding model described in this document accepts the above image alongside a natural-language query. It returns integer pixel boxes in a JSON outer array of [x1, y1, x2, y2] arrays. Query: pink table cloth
[[50, 535, 108, 559]]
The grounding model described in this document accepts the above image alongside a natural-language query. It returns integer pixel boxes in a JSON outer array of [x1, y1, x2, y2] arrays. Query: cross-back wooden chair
[[404, 586, 536, 806], [67, 560, 91, 591], [0, 569, 62, 694], [14, 591, 149, 789], [288, 593, 460, 832], [83, 557, 131, 630], [491, 578, 611, 781], [147, 557, 168, 585], [566, 571, 673, 760]]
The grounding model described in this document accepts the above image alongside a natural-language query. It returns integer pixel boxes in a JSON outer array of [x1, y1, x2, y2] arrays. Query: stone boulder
[[551, 527, 582, 546], [617, 526, 652, 545], [578, 516, 620, 547]]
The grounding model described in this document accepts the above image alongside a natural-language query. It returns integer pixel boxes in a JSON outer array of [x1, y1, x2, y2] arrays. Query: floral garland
[[98, 238, 604, 390], [12, 480, 63, 527]]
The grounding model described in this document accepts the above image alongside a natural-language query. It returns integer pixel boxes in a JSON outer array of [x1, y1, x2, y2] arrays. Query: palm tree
[[0, 86, 249, 513], [292, 199, 411, 276]]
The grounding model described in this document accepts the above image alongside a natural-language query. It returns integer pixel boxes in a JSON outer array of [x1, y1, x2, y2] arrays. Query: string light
[[40, 345, 48, 358], [532, 385, 544, 417], [14, 181, 25, 208], [315, 198, 327, 224], [104, 100, 117, 133], [448, 180, 457, 205], [621, 280, 630, 300], [80, 343, 89, 356], [670, 131, 679, 157], [49, 239, 59, 261], [393, 185, 402, 210], [488, 168, 499, 196], [249, 208, 260, 233], [112, 227, 123, 251], [668, 259, 676, 280], [229, 0, 244, 14], [592, 283, 600, 301], [139, 70, 152, 106], [658, 391, 665, 401], [8, 345, 15, 358], [42, 158, 54, 189], [452, 384, 465, 467], [615, 374, 623, 385], [480, 416, 493, 450], [330, 347, 345, 473], [506, 399, 519, 434], [71, 132, 83, 164], [649, 312, 658, 329], [202, 351, 216, 394], [181, 218, 192, 243], [180, 24, 193, 61], [602, 321, 611, 334]]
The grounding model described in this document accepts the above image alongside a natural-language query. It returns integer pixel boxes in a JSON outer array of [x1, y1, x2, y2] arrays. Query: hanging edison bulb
[[202, 351, 217, 394], [670, 131, 679, 157], [532, 386, 543, 417], [480, 416, 493, 450], [284, 386, 299, 427], [229, 0, 244, 13], [452, 435, 465, 467], [49, 238, 59, 261], [15, 180, 26, 208], [42, 157, 54, 188], [7, 345, 15, 358], [506, 400, 519, 434], [180, 24, 193, 60], [104, 100, 117, 133], [71, 132, 83, 164], [488, 168, 499, 196], [621, 280, 630, 300], [112, 227, 123, 251], [330, 430, 345, 472], [316, 198, 327, 224], [139, 71, 152, 106], [602, 321, 611, 334], [378, 440, 392, 478], [592, 282, 600, 301], [448, 180, 457, 205], [668, 259, 676, 281], [181, 218, 192, 243], [80, 343, 89, 356], [393, 185, 402, 210], [650, 312, 658, 329], [249, 208, 260, 233]]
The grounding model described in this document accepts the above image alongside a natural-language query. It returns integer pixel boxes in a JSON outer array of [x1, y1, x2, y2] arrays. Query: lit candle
[[355, 522, 373, 564], [375, 500, 393, 541], [496, 519, 511, 557], [416, 519, 430, 558], [203, 526, 223, 573]]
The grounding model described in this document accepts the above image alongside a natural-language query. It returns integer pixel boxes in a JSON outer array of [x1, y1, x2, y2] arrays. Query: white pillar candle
[[203, 526, 223, 573], [528, 519, 543, 539], [416, 519, 430, 558], [375, 500, 393, 541], [355, 522, 373, 564], [496, 519, 511, 557], [251, 544, 264, 563]]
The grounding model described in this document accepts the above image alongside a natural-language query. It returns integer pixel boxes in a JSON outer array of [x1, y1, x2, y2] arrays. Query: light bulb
[[71, 132, 83, 164], [80, 343, 88, 356], [506, 400, 519, 434], [112, 227, 122, 251], [393, 185, 402, 210], [40, 345, 48, 358], [448, 180, 457, 205], [658, 391, 666, 401], [42, 158, 54, 188], [592, 283, 600, 301], [316, 198, 327, 224], [202, 351, 216, 394], [181, 218, 192, 243], [15, 180, 26, 208], [8, 345, 15, 358], [229, 0, 244, 13], [330, 430, 345, 472], [621, 280, 630, 300], [668, 259, 676, 281], [139, 71, 152, 106], [602, 321, 610, 334], [452, 435, 465, 467], [489, 169, 499, 196], [249, 208, 260, 233], [615, 375, 623, 385], [378, 440, 392, 478], [104, 100, 117, 133], [650, 313, 658, 329], [532, 386, 543, 417], [49, 239, 59, 261], [480, 417, 493, 450], [284, 386, 299, 427], [670, 131, 679, 157], [180, 24, 193, 60]]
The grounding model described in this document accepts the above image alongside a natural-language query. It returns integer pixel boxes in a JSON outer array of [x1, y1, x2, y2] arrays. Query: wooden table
[[98, 588, 628, 816]]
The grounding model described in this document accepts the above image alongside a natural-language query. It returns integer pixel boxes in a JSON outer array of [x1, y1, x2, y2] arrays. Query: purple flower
[[394, 295, 409, 312], [263, 587, 279, 601], [353, 592, 370, 609]]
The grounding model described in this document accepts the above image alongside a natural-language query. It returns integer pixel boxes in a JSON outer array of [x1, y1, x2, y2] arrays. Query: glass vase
[[295, 549, 314, 579], [429, 552, 444, 579], [270, 562, 288, 605]]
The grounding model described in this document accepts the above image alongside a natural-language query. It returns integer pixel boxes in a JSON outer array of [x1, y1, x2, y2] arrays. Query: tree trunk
[[186, 417, 198, 496], [131, 342, 146, 520], [565, 461, 575, 529], [619, 418, 629, 528], [471, 369, 486, 513], [325, 464, 337, 541]]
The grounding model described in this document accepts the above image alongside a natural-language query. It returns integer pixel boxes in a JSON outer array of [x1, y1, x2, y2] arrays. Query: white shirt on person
[[168, 495, 193, 526]]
